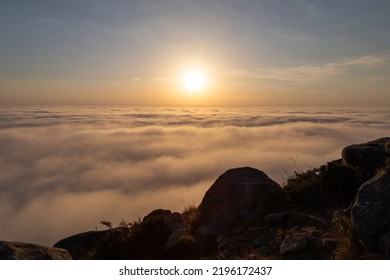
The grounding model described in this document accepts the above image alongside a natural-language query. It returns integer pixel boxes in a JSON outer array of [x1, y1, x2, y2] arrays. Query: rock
[[164, 212, 186, 232], [266, 211, 291, 223], [342, 137, 390, 180], [305, 214, 326, 224], [54, 227, 128, 259], [0, 241, 72, 260], [247, 249, 266, 259], [351, 166, 390, 238], [322, 238, 338, 248], [55, 209, 185, 260], [280, 231, 308, 256], [306, 229, 321, 239], [143, 209, 186, 233], [216, 235, 236, 251], [379, 230, 390, 259], [197, 167, 290, 235], [143, 209, 172, 220], [254, 230, 276, 247], [167, 228, 186, 247]]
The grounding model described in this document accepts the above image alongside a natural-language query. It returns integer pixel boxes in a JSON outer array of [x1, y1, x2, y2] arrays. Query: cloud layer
[[0, 106, 389, 245]]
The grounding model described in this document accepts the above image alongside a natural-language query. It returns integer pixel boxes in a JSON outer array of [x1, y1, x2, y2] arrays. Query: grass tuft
[[181, 201, 200, 232], [332, 211, 370, 259]]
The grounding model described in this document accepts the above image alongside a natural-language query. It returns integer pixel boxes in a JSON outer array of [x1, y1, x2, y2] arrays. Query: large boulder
[[0, 241, 72, 260], [342, 137, 390, 180], [351, 166, 390, 238], [196, 167, 290, 235]]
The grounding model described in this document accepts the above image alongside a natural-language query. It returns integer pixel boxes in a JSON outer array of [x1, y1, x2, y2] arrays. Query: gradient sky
[[1, 0, 389, 106]]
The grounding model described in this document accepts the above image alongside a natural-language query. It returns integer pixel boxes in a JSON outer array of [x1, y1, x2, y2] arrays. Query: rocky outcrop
[[196, 167, 290, 236], [342, 137, 390, 180], [350, 166, 390, 238], [0, 241, 72, 260]]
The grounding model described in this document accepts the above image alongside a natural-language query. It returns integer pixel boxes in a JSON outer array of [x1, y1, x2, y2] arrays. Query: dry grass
[[181, 201, 200, 232]]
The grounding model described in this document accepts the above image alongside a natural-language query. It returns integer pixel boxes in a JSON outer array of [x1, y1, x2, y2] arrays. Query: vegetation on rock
[[284, 160, 362, 211]]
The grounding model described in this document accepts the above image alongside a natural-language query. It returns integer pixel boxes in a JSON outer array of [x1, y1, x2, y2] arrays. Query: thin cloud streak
[[229, 55, 389, 82]]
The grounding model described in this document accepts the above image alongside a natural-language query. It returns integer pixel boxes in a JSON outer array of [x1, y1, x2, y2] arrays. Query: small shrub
[[118, 219, 129, 228], [100, 220, 112, 229], [284, 161, 362, 210]]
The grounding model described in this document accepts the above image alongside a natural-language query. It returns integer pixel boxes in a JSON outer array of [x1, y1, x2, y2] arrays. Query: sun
[[180, 68, 207, 93]]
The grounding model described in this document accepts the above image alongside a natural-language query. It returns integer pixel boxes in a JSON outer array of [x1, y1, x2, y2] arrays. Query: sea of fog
[[1, 105, 389, 246]]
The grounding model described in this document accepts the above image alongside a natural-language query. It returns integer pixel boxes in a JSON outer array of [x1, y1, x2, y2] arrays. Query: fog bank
[[0, 106, 389, 245]]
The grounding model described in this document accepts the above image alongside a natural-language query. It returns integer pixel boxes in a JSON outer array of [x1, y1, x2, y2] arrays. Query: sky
[[0, 0, 389, 106], [1, 106, 389, 245]]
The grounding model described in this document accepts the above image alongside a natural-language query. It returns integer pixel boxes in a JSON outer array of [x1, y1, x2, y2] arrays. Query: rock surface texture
[[350, 166, 390, 238], [196, 167, 290, 235], [342, 137, 390, 180], [280, 231, 308, 256], [0, 241, 72, 260]]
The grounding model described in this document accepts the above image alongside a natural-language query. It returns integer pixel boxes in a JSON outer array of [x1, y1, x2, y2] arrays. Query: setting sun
[[180, 68, 208, 93]]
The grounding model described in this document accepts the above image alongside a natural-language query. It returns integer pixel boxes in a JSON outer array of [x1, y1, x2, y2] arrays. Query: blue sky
[[1, 0, 389, 106]]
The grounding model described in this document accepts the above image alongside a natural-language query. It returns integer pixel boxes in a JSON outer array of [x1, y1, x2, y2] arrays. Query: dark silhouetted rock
[[196, 167, 290, 236], [54, 227, 128, 259], [143, 209, 186, 233], [322, 238, 338, 248], [265, 211, 291, 223], [0, 241, 72, 260], [351, 166, 390, 238], [55, 210, 186, 259], [379, 230, 390, 259], [305, 214, 326, 224], [143, 209, 172, 220], [164, 212, 186, 232], [254, 230, 276, 247], [342, 137, 390, 180], [280, 228, 308, 256], [167, 229, 186, 247], [157, 210, 193, 249]]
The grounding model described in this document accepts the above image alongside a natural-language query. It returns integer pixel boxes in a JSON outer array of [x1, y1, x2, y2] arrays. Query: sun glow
[[180, 68, 207, 93]]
